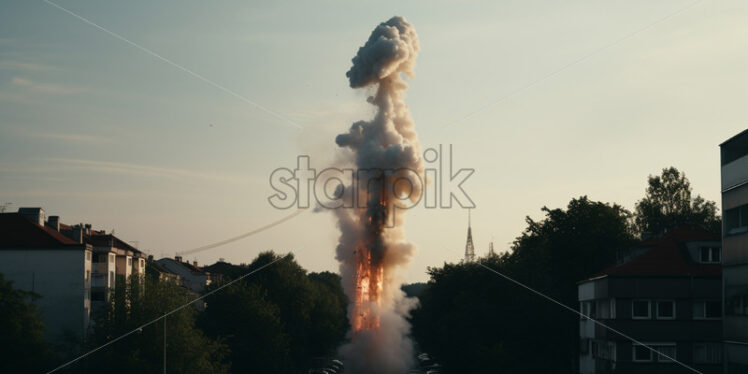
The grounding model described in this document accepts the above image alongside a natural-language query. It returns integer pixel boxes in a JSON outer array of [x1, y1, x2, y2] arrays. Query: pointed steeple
[[464, 210, 475, 262]]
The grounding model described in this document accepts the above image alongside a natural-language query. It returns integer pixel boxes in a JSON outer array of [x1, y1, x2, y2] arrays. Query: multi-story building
[[578, 225, 722, 374], [156, 256, 211, 293], [0, 207, 150, 344], [720, 129, 748, 372], [0, 209, 93, 345]]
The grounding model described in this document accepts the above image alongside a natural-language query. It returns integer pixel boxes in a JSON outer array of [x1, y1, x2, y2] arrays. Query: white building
[[0, 209, 93, 344], [0, 207, 150, 345]]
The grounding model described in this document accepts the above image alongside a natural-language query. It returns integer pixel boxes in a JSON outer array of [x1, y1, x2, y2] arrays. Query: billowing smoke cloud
[[334, 16, 423, 374]]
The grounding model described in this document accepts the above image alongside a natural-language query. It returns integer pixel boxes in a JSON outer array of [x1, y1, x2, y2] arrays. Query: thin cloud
[[10, 76, 87, 95], [26, 132, 106, 143], [44, 158, 251, 183], [0, 60, 57, 72]]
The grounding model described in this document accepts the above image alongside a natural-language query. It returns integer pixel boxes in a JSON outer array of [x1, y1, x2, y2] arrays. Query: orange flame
[[353, 245, 384, 331]]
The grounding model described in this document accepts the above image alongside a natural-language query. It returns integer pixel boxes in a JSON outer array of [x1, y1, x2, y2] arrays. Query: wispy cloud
[[44, 158, 251, 183], [26, 132, 106, 143], [0, 60, 57, 72], [10, 76, 87, 95]]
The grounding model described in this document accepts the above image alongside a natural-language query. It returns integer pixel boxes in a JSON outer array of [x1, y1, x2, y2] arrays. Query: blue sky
[[1, 0, 746, 282]]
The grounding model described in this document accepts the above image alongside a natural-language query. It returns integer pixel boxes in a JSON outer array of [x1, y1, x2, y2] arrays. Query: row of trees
[[411, 167, 721, 373]]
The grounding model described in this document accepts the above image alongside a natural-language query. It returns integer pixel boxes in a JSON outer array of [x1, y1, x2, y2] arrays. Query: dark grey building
[[721, 129, 748, 372], [579, 225, 722, 374]]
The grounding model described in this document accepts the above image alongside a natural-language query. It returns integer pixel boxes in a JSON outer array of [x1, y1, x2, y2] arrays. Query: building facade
[[720, 129, 748, 372], [578, 226, 722, 374], [0, 207, 150, 345], [0, 210, 93, 345]]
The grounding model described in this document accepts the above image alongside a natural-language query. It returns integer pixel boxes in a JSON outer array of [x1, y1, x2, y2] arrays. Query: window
[[633, 343, 676, 363], [109, 271, 115, 287], [700, 247, 721, 263], [592, 341, 616, 361], [127, 257, 132, 266], [656, 300, 675, 319], [655, 345, 677, 363], [725, 204, 748, 235], [633, 344, 652, 362], [580, 339, 590, 354], [85, 270, 90, 280], [726, 294, 748, 316], [86, 251, 91, 261], [109, 254, 115, 263], [91, 290, 105, 301], [580, 301, 592, 320], [632, 300, 651, 319], [694, 343, 722, 364], [694, 300, 722, 319]]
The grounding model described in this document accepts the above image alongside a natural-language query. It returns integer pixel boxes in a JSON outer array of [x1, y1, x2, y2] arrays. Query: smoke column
[[334, 16, 423, 374]]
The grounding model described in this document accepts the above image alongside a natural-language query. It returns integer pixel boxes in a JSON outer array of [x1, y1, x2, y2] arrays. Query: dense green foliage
[[634, 167, 721, 236], [412, 197, 635, 373], [0, 273, 55, 373], [199, 252, 348, 374], [85, 276, 230, 374]]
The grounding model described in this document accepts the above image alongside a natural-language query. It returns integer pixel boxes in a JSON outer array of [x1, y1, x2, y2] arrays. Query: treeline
[[411, 167, 721, 373]]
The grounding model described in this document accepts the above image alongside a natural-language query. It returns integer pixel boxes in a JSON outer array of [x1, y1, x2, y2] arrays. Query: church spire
[[464, 210, 475, 262]]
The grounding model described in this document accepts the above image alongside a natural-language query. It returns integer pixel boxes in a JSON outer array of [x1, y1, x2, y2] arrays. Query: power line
[[177, 209, 306, 256]]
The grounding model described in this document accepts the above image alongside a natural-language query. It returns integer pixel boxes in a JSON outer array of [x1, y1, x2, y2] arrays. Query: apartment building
[[0, 207, 150, 343], [0, 209, 93, 344], [720, 129, 748, 372], [578, 225, 722, 374]]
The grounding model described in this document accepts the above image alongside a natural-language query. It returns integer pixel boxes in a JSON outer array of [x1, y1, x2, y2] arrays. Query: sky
[[1, 0, 746, 282]]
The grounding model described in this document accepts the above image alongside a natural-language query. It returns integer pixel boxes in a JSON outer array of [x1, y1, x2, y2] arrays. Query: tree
[[199, 252, 348, 374], [634, 167, 721, 236], [412, 197, 634, 373], [0, 273, 56, 373], [85, 276, 230, 374]]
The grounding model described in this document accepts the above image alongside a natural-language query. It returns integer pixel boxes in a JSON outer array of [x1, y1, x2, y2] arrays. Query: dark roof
[[0, 213, 83, 248], [55, 225, 143, 255], [158, 258, 207, 274], [202, 261, 240, 275], [592, 225, 720, 278], [147, 260, 178, 275], [720, 128, 748, 146], [85, 233, 142, 254]]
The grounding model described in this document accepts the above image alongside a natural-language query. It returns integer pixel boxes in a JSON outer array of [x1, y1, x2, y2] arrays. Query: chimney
[[193, 261, 198, 268], [175, 255, 183, 263], [48, 216, 60, 231], [18, 207, 45, 225], [72, 224, 84, 243]]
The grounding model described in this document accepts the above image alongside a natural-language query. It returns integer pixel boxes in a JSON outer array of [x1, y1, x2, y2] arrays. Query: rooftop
[[589, 225, 720, 279], [0, 213, 84, 249]]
